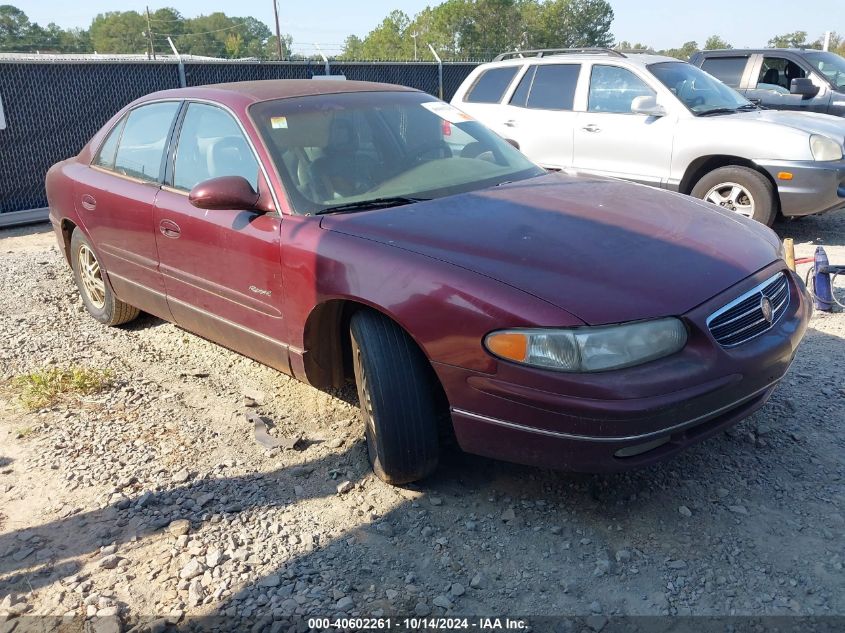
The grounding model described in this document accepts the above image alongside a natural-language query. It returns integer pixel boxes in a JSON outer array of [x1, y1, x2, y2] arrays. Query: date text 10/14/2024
[[307, 617, 528, 630]]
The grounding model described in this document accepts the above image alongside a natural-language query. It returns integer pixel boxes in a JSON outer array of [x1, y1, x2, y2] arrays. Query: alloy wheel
[[704, 182, 755, 218], [78, 244, 106, 309]]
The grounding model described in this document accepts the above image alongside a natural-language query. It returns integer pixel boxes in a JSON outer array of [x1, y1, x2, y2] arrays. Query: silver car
[[452, 48, 845, 225]]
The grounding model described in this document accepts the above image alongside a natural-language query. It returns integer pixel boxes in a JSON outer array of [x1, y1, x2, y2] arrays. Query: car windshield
[[804, 51, 845, 90], [649, 61, 753, 115], [250, 91, 544, 214]]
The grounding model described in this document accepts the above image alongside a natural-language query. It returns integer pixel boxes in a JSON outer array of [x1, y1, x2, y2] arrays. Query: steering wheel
[[686, 95, 705, 107], [407, 141, 452, 163]]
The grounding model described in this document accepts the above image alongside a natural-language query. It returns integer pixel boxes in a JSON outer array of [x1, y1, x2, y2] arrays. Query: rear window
[[465, 67, 519, 103], [700, 57, 748, 87], [114, 102, 180, 182], [526, 64, 581, 110]]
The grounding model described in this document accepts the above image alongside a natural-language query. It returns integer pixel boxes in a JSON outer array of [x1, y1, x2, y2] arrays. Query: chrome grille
[[707, 272, 790, 347]]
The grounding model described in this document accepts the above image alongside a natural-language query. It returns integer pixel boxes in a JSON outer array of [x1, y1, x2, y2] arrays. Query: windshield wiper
[[697, 107, 740, 117], [735, 103, 759, 111], [314, 196, 430, 215]]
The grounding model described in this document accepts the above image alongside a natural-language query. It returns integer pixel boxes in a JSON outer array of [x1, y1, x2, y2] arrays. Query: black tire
[[70, 229, 139, 326], [690, 165, 777, 226], [350, 309, 439, 485]]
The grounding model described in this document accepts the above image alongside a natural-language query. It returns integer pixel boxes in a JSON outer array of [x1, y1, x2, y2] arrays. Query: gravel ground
[[0, 213, 844, 631]]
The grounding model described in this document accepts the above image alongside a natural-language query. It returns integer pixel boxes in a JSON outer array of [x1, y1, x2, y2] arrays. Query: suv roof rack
[[493, 47, 626, 61]]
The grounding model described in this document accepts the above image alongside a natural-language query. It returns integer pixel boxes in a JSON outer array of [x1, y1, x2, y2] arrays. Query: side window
[[93, 117, 126, 170], [173, 103, 259, 192], [757, 57, 806, 92], [526, 64, 581, 111], [114, 102, 180, 182], [509, 66, 536, 107], [588, 65, 655, 114], [700, 57, 748, 87], [465, 67, 519, 103]]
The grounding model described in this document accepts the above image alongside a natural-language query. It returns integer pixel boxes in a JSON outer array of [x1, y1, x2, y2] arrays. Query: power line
[[153, 21, 248, 37]]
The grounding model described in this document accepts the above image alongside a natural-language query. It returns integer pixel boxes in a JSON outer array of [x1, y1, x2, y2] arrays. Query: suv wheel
[[350, 309, 439, 485], [691, 166, 777, 226]]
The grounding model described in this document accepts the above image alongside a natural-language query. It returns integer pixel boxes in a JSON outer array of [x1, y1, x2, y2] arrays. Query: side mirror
[[790, 77, 819, 98], [631, 95, 667, 117], [189, 176, 261, 211]]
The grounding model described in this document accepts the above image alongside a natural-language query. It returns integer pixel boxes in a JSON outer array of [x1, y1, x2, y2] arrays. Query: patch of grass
[[13, 366, 113, 411]]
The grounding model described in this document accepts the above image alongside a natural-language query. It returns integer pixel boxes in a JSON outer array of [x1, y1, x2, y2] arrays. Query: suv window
[[113, 102, 180, 182], [93, 117, 126, 170], [756, 56, 806, 92], [700, 56, 748, 87], [509, 66, 536, 107], [465, 67, 519, 103], [173, 103, 259, 192], [588, 65, 655, 113], [526, 64, 581, 110]]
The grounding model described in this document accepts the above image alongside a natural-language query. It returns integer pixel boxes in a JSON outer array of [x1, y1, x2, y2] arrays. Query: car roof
[[135, 79, 419, 108], [699, 48, 823, 55]]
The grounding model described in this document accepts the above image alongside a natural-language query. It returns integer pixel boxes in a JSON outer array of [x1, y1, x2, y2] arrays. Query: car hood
[[319, 173, 781, 325], [734, 109, 845, 139]]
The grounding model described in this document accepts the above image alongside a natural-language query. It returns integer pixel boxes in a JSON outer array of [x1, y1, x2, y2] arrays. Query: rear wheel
[[350, 309, 439, 485], [71, 229, 139, 326], [691, 166, 777, 226]]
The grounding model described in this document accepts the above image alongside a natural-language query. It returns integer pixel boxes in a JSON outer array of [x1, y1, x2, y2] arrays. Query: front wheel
[[691, 166, 777, 226], [350, 310, 439, 485], [70, 229, 139, 326]]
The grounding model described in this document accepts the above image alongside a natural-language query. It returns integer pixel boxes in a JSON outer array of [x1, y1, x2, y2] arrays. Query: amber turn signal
[[777, 171, 793, 180], [484, 332, 527, 362]]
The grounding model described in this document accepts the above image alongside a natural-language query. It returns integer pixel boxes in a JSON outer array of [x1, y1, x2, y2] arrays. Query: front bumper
[[435, 263, 811, 472], [755, 158, 845, 217]]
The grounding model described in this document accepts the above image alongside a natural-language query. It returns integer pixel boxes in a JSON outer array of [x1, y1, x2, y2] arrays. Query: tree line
[[0, 4, 291, 58], [2, 1, 844, 62]]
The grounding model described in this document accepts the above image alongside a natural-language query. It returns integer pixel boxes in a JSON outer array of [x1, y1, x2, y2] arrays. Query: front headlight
[[809, 134, 843, 161], [484, 318, 688, 373]]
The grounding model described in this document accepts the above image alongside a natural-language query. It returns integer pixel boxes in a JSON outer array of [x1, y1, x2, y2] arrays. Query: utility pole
[[145, 6, 156, 60], [272, 0, 283, 59], [411, 31, 419, 61]]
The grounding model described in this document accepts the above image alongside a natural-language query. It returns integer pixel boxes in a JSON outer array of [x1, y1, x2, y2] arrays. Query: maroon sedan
[[46, 80, 810, 484]]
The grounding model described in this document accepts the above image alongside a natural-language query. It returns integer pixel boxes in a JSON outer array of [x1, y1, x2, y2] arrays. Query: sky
[[12, 0, 844, 55]]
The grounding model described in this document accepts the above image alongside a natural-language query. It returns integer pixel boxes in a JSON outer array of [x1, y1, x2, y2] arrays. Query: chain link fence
[[0, 59, 479, 218]]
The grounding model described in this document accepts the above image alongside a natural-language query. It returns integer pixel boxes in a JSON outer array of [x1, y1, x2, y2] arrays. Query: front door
[[153, 102, 289, 372], [746, 54, 831, 113], [74, 101, 181, 317], [498, 63, 582, 169], [573, 64, 674, 186]]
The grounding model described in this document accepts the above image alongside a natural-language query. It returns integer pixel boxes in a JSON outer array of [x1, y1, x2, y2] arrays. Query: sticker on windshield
[[270, 116, 288, 129], [421, 102, 473, 124]]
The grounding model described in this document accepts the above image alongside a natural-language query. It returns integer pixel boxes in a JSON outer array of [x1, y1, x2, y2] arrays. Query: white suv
[[451, 48, 845, 225]]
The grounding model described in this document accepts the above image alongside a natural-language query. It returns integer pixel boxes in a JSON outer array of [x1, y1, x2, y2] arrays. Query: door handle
[[503, 119, 518, 127], [159, 219, 181, 239], [582, 124, 601, 133], [81, 194, 96, 211]]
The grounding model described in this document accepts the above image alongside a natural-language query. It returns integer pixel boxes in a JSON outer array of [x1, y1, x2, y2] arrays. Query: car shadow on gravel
[[2, 329, 843, 616], [773, 212, 845, 247], [0, 446, 368, 595]]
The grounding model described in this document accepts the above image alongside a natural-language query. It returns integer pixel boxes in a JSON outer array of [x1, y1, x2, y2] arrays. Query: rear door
[[745, 53, 831, 112], [497, 63, 582, 169], [74, 100, 181, 318], [454, 65, 522, 139], [573, 64, 675, 186], [698, 54, 753, 91], [153, 101, 289, 372]]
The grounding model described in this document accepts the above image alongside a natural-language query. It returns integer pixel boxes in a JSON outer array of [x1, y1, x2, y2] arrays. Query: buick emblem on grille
[[760, 295, 774, 323]]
